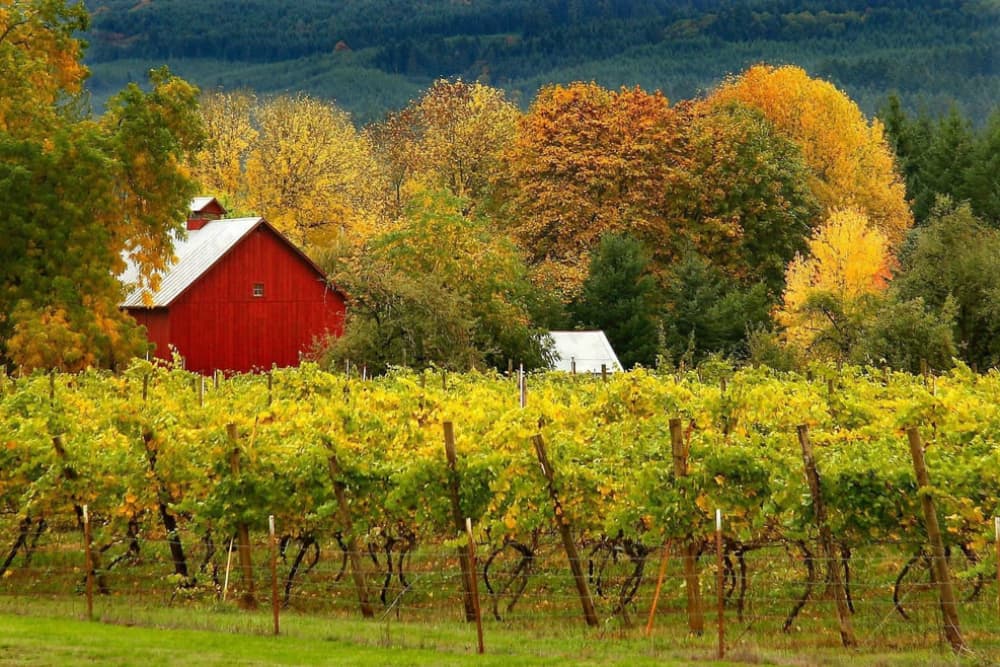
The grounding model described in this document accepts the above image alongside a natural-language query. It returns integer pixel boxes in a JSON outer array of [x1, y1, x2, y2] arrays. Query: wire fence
[[1, 511, 998, 661]]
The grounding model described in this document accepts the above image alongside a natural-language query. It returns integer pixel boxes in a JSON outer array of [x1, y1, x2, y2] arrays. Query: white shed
[[548, 331, 622, 373]]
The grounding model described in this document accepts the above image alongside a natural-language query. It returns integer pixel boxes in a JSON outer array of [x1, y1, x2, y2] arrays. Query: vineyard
[[1, 361, 999, 661]]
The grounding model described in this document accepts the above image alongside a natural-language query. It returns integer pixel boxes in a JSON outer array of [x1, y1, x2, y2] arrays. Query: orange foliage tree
[[705, 65, 913, 246], [497, 82, 688, 298]]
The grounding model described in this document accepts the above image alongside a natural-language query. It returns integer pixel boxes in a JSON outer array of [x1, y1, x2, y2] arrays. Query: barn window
[[252, 283, 264, 297]]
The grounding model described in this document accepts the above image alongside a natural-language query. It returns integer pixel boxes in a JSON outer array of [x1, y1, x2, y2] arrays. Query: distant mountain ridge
[[82, 0, 998, 124]]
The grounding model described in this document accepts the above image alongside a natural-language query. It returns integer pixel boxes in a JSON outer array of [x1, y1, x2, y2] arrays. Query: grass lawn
[[0, 601, 986, 667]]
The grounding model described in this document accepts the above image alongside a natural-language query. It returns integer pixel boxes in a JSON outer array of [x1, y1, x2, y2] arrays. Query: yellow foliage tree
[[364, 79, 518, 224], [778, 209, 893, 356], [193, 90, 258, 203], [706, 65, 913, 246], [0, 0, 88, 134], [245, 95, 379, 248], [195, 93, 379, 249]]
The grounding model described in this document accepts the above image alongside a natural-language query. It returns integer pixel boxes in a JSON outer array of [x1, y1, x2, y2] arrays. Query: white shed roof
[[119, 217, 263, 308], [548, 331, 622, 373], [189, 196, 222, 213]]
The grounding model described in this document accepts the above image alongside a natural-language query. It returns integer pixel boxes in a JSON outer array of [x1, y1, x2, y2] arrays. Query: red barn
[[120, 197, 346, 374]]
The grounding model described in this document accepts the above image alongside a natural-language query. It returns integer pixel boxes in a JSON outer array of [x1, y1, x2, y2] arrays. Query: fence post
[[83, 505, 93, 621], [906, 427, 967, 654], [443, 422, 477, 622], [716, 509, 725, 659], [670, 418, 704, 635], [995, 516, 1000, 622], [465, 518, 485, 654], [269, 515, 279, 635], [797, 424, 856, 647], [227, 424, 256, 609], [532, 434, 599, 627], [327, 455, 374, 618], [518, 364, 526, 408]]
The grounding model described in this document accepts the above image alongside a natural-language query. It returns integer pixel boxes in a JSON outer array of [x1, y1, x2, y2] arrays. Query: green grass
[[0, 598, 989, 667]]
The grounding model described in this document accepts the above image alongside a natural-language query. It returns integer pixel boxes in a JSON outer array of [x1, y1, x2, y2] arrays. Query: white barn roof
[[119, 217, 264, 308], [548, 331, 622, 373]]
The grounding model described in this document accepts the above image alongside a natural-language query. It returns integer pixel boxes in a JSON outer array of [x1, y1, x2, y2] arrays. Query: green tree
[[894, 198, 1000, 368], [661, 253, 772, 365], [913, 106, 976, 222], [321, 189, 552, 373], [963, 109, 1000, 225], [851, 296, 956, 373], [570, 233, 660, 369], [678, 100, 821, 292]]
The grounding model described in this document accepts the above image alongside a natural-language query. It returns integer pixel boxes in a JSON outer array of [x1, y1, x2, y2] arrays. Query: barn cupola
[[187, 196, 228, 230]]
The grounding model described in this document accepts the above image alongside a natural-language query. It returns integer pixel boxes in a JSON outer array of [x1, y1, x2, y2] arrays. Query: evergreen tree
[[570, 234, 659, 369], [963, 109, 1000, 225], [662, 253, 772, 365]]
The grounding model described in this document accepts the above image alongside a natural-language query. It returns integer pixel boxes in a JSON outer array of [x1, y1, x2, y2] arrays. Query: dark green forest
[[82, 0, 998, 125]]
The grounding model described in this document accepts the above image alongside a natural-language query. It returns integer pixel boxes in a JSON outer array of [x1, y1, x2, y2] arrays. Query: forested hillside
[[82, 0, 998, 124]]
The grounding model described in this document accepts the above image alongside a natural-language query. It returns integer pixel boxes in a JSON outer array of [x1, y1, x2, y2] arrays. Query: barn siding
[[130, 224, 344, 374], [129, 309, 171, 357]]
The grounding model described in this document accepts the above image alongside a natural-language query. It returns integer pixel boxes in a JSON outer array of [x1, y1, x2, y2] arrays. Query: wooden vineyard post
[[466, 518, 485, 654], [227, 424, 256, 609], [267, 370, 273, 407], [995, 516, 1000, 622], [327, 455, 375, 618], [518, 364, 526, 408], [797, 424, 856, 648], [269, 515, 279, 635], [532, 434, 599, 627], [443, 422, 477, 622], [645, 540, 672, 637], [906, 427, 967, 654], [199, 377, 205, 407], [601, 364, 607, 383], [670, 418, 704, 635], [142, 373, 149, 402], [716, 509, 725, 659], [83, 504, 93, 621], [571, 357, 576, 375]]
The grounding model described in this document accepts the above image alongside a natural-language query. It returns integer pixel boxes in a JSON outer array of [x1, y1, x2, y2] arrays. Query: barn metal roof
[[119, 217, 264, 308], [189, 196, 221, 213], [548, 331, 622, 373]]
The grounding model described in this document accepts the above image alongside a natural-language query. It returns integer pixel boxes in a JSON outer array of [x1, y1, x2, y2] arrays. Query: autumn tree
[[365, 79, 518, 223], [193, 90, 257, 204], [0, 0, 88, 134], [497, 82, 688, 298], [0, 1, 204, 370], [777, 208, 893, 359], [706, 65, 913, 246], [194, 92, 379, 248]]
